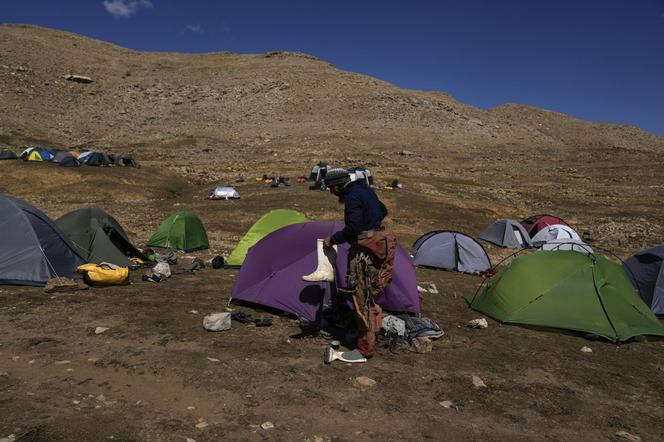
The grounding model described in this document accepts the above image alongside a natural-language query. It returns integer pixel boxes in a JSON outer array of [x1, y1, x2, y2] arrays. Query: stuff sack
[[77, 263, 129, 286]]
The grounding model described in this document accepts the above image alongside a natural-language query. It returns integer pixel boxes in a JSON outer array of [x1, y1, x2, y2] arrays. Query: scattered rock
[[439, 400, 455, 409], [427, 283, 439, 294], [0, 372, 9, 377], [206, 357, 220, 362], [189, 310, 199, 314], [186, 438, 196, 442], [54, 360, 71, 365], [260, 421, 275, 430], [195, 418, 208, 429], [64, 74, 93, 83], [354, 376, 377, 388], [410, 336, 433, 353], [580, 346, 593, 353], [472, 375, 487, 388], [0, 434, 16, 442], [11, 356, 19, 361], [95, 327, 109, 335], [187, 406, 195, 410], [203, 312, 231, 331], [467, 318, 488, 329], [615, 430, 641, 441]]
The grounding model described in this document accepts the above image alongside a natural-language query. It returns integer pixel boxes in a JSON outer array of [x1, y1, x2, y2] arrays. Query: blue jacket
[[331, 182, 387, 245]]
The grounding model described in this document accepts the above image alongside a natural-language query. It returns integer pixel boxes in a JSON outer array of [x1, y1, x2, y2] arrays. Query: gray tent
[[623, 245, 664, 317], [53, 151, 81, 167], [0, 195, 85, 286], [0, 148, 18, 160], [479, 219, 532, 249], [411, 230, 491, 274]]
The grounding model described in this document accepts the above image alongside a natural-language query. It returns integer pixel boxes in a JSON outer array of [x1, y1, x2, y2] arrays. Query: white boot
[[302, 239, 337, 282]]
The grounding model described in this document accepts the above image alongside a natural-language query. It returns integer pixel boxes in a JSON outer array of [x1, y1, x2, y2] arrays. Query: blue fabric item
[[330, 182, 387, 245]]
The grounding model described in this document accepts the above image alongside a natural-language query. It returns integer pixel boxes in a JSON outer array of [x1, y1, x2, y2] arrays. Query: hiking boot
[[302, 239, 337, 282]]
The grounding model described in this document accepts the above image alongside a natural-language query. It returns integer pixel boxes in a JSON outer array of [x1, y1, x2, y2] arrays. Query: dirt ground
[[1, 160, 663, 442]]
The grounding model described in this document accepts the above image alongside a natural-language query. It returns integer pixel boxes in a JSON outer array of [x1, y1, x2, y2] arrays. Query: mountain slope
[[1, 23, 662, 156]]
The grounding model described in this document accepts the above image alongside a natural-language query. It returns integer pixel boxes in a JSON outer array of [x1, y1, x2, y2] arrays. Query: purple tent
[[231, 221, 421, 321]]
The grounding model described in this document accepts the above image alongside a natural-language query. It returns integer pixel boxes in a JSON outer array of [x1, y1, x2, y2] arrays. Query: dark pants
[[348, 229, 396, 357]]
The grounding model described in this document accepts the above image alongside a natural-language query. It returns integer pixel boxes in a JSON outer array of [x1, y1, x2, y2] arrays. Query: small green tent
[[56, 208, 146, 267], [226, 209, 308, 267], [470, 251, 664, 342], [148, 211, 209, 252]]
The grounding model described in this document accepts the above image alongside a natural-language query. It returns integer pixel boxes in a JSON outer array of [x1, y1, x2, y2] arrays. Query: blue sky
[[2, 0, 663, 136]]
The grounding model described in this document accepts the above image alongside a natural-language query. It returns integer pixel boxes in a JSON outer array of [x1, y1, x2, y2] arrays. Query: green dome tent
[[148, 211, 209, 252], [226, 209, 308, 267], [470, 251, 664, 342], [56, 207, 146, 266]]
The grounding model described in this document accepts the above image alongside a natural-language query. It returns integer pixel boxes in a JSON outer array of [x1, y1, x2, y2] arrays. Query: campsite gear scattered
[[410, 230, 492, 274], [153, 262, 171, 278], [77, 263, 129, 286], [468, 318, 489, 329], [148, 211, 209, 252], [172, 258, 206, 275], [208, 186, 240, 200], [389, 179, 403, 189], [203, 312, 232, 331], [470, 250, 664, 342], [520, 214, 570, 238], [270, 176, 291, 187], [308, 162, 331, 182], [149, 249, 178, 264], [0, 148, 18, 160], [115, 154, 137, 167], [226, 209, 308, 267], [324, 347, 367, 364], [530, 224, 580, 245], [230, 311, 272, 327], [348, 166, 374, 186], [302, 239, 338, 282], [381, 314, 407, 338], [330, 339, 340, 350], [479, 219, 531, 249], [623, 245, 664, 317], [231, 221, 421, 323], [211, 256, 225, 269], [0, 194, 84, 286], [142, 272, 162, 283], [401, 315, 444, 341], [44, 277, 85, 293], [56, 207, 147, 267]]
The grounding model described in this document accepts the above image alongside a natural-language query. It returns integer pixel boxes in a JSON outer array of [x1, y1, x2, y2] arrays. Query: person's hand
[[323, 236, 332, 248]]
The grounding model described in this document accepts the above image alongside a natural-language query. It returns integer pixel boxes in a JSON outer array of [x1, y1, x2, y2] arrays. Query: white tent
[[541, 238, 593, 254], [209, 186, 240, 200], [531, 224, 580, 244]]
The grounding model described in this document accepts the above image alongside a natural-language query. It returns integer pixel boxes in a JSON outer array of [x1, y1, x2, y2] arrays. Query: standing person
[[322, 168, 397, 358]]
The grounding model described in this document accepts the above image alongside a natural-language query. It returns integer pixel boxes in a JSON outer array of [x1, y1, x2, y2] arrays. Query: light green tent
[[470, 251, 664, 342], [226, 209, 308, 267], [147, 211, 209, 252]]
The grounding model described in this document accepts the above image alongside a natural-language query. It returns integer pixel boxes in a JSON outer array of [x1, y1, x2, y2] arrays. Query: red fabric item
[[520, 214, 569, 237]]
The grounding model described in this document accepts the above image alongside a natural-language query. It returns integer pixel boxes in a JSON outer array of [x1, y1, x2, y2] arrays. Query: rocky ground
[[1, 23, 663, 442]]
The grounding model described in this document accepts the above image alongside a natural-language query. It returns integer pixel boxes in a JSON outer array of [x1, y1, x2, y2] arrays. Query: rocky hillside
[[1, 23, 662, 158]]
